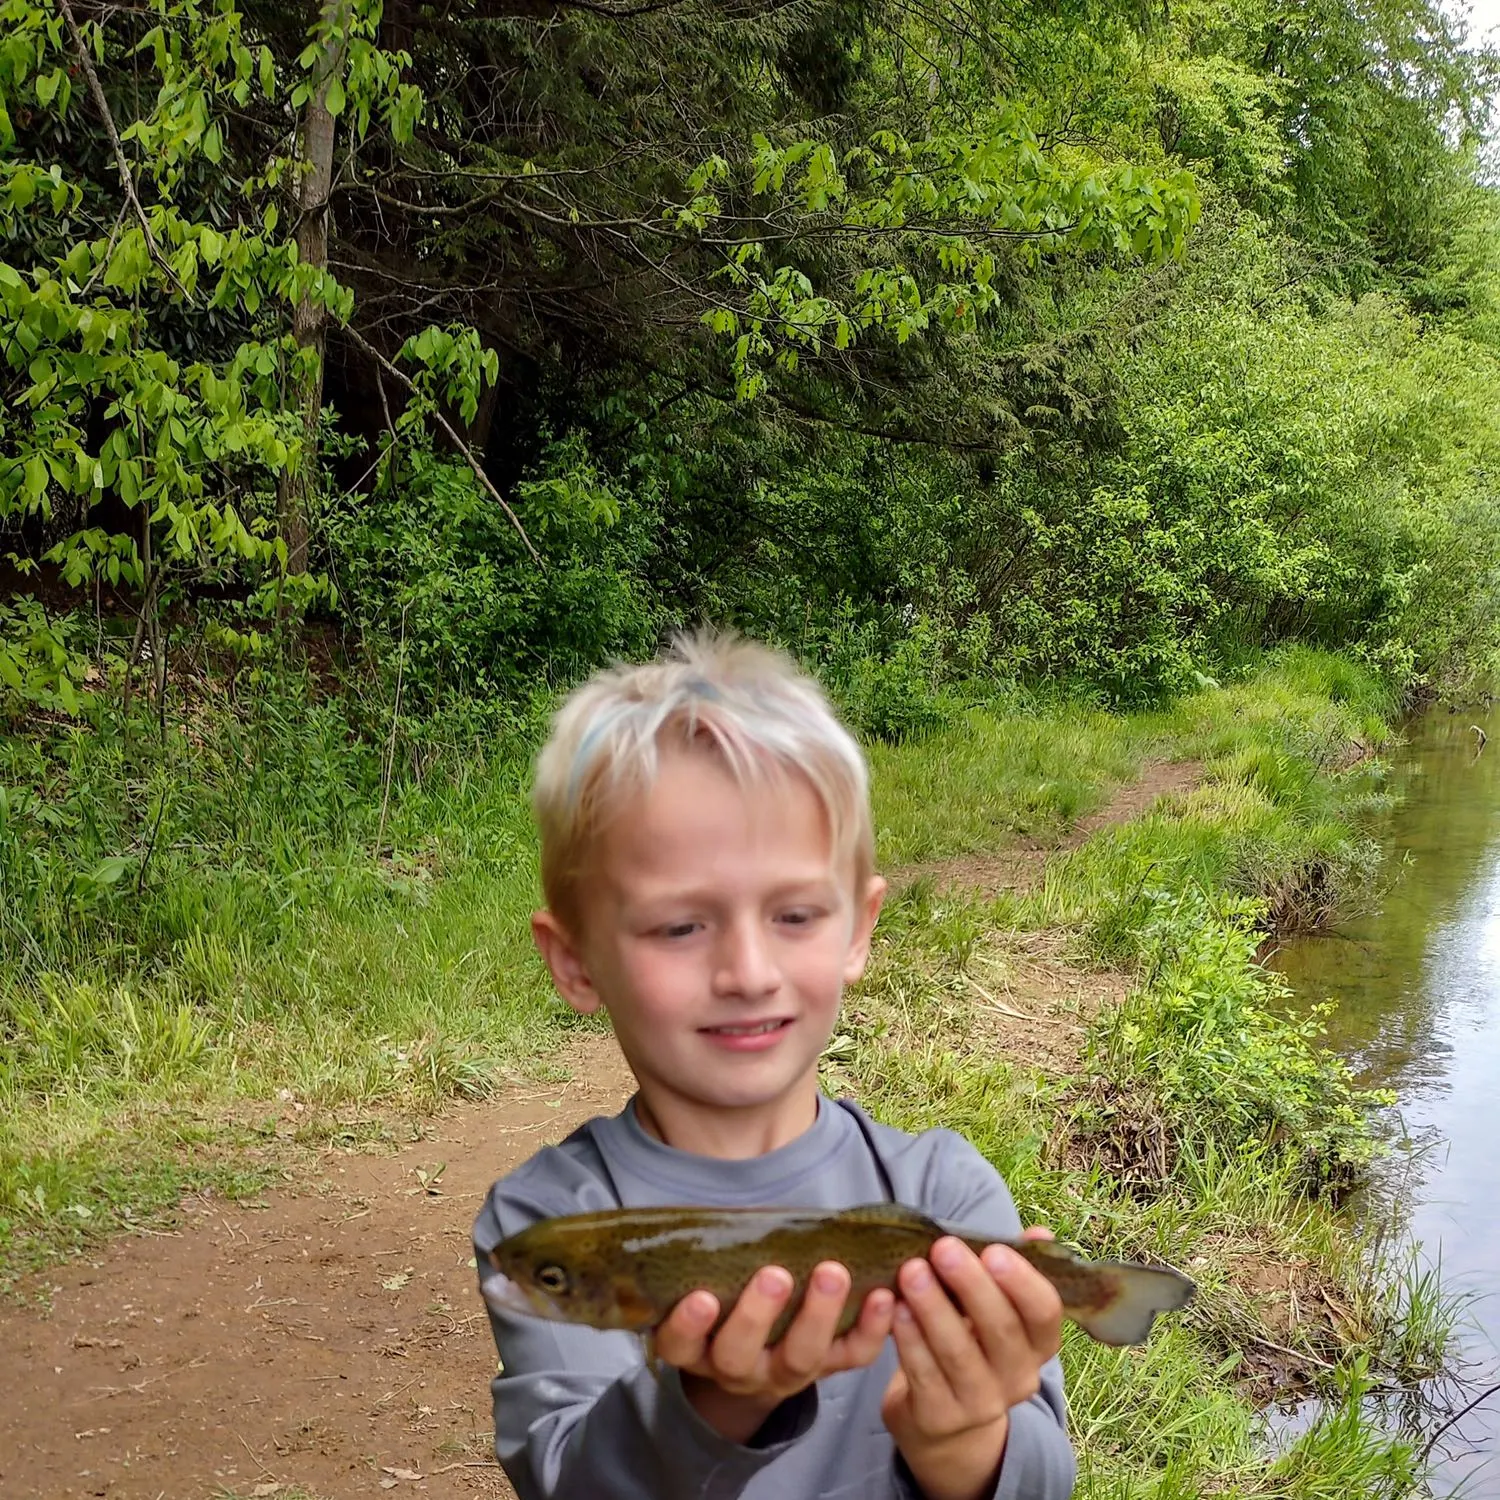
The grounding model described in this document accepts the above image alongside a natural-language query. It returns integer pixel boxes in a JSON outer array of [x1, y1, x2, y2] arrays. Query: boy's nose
[[712, 919, 781, 999]]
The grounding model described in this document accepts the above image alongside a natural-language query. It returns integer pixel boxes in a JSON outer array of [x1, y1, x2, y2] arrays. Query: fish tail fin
[[1070, 1264, 1196, 1347]]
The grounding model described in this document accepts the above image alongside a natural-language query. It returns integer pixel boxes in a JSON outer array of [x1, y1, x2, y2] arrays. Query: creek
[[1272, 704, 1500, 1494]]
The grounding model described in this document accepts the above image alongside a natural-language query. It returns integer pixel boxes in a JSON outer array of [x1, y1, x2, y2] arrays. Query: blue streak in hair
[[567, 705, 630, 804]]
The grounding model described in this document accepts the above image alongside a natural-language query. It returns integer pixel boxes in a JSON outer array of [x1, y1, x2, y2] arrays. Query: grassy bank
[[0, 646, 1447, 1493]]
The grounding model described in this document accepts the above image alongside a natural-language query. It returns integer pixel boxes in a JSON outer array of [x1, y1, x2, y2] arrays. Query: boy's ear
[[531, 910, 603, 1015], [842, 875, 888, 984]]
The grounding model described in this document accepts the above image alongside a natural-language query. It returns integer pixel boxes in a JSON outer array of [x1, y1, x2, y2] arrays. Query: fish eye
[[536, 1263, 570, 1295]]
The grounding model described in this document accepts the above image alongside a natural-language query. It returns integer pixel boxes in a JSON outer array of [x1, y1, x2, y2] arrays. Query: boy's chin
[[684, 1060, 823, 1111]]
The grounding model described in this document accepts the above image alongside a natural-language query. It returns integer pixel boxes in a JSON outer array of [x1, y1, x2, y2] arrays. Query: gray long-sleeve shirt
[[471, 1095, 1076, 1500]]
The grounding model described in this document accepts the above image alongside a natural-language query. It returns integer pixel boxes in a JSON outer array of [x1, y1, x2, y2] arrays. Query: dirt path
[[0, 1037, 634, 1500], [903, 758, 1202, 896], [0, 760, 1202, 1500]]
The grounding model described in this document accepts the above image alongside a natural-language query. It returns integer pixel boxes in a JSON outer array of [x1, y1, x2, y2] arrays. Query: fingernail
[[932, 1238, 964, 1273], [905, 1261, 933, 1293], [894, 1301, 914, 1325], [757, 1266, 792, 1298], [813, 1264, 845, 1295], [984, 1245, 1020, 1277]]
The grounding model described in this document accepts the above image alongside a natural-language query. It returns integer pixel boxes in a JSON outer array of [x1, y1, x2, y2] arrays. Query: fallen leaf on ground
[[414, 1164, 446, 1196]]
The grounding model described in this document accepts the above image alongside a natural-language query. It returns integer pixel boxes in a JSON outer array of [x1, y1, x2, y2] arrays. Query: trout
[[484, 1203, 1195, 1348]]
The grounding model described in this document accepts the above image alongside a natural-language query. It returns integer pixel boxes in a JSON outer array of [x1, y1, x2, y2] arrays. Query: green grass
[[0, 644, 1458, 1493], [0, 858, 599, 1270], [0, 648, 1397, 1262], [869, 706, 1151, 864]]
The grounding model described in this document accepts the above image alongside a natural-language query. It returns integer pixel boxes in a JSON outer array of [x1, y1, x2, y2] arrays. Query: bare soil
[[0, 763, 1198, 1500], [960, 932, 1131, 1076], [0, 1037, 634, 1500]]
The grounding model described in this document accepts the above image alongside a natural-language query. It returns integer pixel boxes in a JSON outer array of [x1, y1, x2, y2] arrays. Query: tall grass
[[869, 708, 1151, 863]]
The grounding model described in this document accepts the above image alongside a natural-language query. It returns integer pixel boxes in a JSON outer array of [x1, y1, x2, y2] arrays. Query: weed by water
[[836, 809, 1459, 1500], [1267, 1361, 1423, 1500], [1068, 887, 1388, 1198], [1368, 1249, 1465, 1383]]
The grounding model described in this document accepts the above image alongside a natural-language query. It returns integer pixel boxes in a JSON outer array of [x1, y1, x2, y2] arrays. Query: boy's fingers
[[980, 1245, 1063, 1363], [891, 1299, 954, 1413], [653, 1289, 720, 1367], [707, 1265, 794, 1381], [904, 1244, 1004, 1400], [831, 1287, 895, 1370], [772, 1261, 851, 1379]]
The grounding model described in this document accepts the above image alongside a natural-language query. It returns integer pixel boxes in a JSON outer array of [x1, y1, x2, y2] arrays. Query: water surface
[[1273, 705, 1500, 1493]]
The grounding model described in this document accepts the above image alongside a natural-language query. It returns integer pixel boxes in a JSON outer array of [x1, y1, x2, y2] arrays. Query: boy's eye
[[778, 907, 822, 927], [657, 921, 701, 939]]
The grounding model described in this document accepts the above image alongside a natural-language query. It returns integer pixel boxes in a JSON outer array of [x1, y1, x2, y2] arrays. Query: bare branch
[[57, 0, 194, 302], [343, 325, 544, 567]]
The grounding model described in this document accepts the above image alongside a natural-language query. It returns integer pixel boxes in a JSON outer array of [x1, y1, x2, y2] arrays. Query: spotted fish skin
[[485, 1202, 1195, 1347]]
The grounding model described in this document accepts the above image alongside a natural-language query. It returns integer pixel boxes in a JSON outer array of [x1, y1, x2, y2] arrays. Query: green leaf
[[325, 75, 346, 117], [23, 455, 47, 502], [87, 854, 132, 886]]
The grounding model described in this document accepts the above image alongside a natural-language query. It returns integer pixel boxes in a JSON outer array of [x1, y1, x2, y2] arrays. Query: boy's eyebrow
[[620, 874, 847, 909]]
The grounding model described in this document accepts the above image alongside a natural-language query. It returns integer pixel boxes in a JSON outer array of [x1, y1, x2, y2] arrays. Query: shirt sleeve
[[473, 1187, 819, 1500], [917, 1130, 1078, 1500]]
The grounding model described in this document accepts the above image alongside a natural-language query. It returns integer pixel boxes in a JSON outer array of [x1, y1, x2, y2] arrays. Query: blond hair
[[533, 631, 873, 928]]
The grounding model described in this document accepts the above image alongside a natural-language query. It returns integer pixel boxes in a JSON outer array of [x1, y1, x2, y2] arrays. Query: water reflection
[[1272, 706, 1500, 1494]]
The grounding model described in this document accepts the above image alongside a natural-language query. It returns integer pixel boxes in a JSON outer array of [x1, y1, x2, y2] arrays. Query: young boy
[[471, 632, 1075, 1500]]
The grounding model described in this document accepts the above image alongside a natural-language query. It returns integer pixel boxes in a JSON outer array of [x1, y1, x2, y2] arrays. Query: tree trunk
[[279, 0, 352, 579]]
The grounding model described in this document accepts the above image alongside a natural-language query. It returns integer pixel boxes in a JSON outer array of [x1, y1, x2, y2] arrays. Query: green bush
[[320, 437, 666, 710], [1077, 887, 1390, 1196]]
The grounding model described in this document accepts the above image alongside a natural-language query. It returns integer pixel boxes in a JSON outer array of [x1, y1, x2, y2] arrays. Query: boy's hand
[[655, 1261, 895, 1444], [882, 1229, 1062, 1500]]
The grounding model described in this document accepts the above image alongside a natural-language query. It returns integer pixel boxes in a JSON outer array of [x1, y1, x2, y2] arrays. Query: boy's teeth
[[713, 1020, 783, 1035]]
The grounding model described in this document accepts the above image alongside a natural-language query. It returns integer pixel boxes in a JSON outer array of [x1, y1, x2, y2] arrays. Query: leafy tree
[[3, 0, 1500, 723]]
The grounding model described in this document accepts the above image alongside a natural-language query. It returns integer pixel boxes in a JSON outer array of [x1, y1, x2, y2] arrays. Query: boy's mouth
[[699, 1018, 794, 1049]]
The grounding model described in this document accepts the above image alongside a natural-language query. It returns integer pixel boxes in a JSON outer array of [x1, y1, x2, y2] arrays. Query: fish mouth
[[480, 1268, 560, 1322]]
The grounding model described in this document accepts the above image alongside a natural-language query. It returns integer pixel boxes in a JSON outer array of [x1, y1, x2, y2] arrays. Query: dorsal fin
[[837, 1202, 944, 1234]]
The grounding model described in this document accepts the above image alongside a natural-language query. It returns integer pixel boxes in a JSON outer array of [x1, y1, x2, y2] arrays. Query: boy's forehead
[[613, 746, 830, 844], [578, 748, 853, 888]]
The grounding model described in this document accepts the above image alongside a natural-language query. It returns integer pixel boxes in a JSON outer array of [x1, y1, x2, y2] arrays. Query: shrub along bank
[[0, 645, 1445, 1496]]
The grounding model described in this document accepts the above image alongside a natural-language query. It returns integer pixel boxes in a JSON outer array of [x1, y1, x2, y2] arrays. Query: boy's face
[[532, 746, 885, 1155]]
